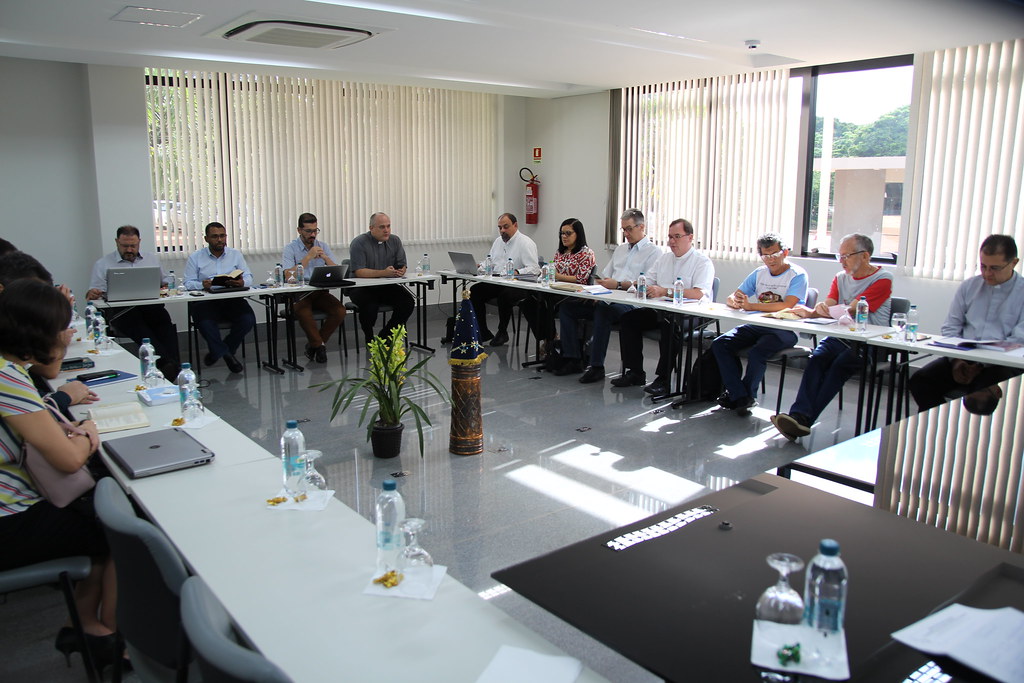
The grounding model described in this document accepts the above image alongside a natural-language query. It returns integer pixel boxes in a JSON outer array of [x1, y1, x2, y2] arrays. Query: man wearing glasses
[[711, 234, 807, 416], [771, 233, 892, 440], [555, 208, 662, 383], [282, 213, 346, 363], [909, 234, 1024, 412]]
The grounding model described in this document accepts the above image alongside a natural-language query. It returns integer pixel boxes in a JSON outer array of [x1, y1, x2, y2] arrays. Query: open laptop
[[448, 251, 480, 275], [105, 266, 162, 302], [308, 265, 353, 288], [103, 427, 215, 478]]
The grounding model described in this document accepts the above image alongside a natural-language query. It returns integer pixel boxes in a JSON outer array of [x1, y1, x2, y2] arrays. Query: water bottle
[[295, 263, 304, 285], [855, 296, 869, 332], [175, 363, 197, 413], [540, 264, 550, 286], [636, 272, 647, 300], [673, 277, 686, 306], [505, 257, 515, 279], [421, 253, 430, 273], [138, 337, 156, 377], [84, 300, 96, 332], [483, 254, 493, 276], [906, 304, 919, 343], [803, 538, 848, 632], [167, 270, 177, 295], [281, 420, 307, 496], [274, 263, 283, 286], [375, 479, 406, 573]]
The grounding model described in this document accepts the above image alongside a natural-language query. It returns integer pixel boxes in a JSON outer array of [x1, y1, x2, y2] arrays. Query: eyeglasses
[[979, 261, 1012, 273], [836, 250, 867, 262], [301, 228, 320, 235], [760, 250, 785, 260], [621, 225, 638, 232], [667, 233, 690, 240], [559, 231, 575, 237]]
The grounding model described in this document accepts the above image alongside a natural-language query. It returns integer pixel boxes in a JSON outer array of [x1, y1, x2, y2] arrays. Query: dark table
[[493, 474, 1024, 682]]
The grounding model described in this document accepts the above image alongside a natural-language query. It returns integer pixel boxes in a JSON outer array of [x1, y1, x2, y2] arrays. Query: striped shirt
[[0, 360, 44, 515]]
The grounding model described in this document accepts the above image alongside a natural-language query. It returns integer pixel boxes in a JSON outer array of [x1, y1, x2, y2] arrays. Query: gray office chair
[[180, 576, 292, 683], [94, 477, 193, 683], [0, 556, 99, 682]]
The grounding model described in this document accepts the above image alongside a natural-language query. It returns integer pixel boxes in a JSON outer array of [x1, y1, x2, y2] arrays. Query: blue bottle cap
[[286, 419, 298, 429], [819, 538, 840, 556], [142, 337, 151, 343], [180, 362, 191, 370], [382, 479, 397, 491]]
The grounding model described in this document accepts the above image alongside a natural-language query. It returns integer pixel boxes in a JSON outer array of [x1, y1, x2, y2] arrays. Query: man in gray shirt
[[347, 212, 414, 343]]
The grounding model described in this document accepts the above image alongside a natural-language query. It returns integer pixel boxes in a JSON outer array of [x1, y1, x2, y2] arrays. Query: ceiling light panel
[[111, 6, 203, 28]]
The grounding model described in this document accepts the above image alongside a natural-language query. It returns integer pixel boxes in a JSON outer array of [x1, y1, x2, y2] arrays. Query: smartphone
[[75, 370, 119, 383], [61, 357, 95, 371]]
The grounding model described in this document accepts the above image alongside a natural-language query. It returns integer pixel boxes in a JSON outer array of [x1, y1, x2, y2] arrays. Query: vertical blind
[[146, 70, 498, 254], [905, 39, 1024, 280], [617, 69, 797, 256]]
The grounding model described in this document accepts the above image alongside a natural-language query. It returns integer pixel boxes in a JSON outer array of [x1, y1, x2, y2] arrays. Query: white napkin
[[750, 621, 850, 680], [264, 488, 334, 511], [363, 564, 447, 600], [164, 413, 219, 429]]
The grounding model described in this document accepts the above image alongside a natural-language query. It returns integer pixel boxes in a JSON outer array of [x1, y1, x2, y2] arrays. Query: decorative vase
[[370, 422, 404, 459]]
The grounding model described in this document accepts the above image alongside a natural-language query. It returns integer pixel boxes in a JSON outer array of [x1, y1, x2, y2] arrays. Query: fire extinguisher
[[520, 168, 539, 225]]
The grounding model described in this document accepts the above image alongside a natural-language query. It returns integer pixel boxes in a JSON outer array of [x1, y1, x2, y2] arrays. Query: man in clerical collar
[[346, 212, 414, 343]]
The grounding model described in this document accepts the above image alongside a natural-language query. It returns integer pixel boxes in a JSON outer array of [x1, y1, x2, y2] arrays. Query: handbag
[[8, 397, 98, 508]]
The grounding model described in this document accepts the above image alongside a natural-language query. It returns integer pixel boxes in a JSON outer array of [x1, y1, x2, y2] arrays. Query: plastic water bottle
[[274, 263, 283, 286], [673, 277, 686, 306], [803, 538, 848, 632], [483, 254, 493, 276], [84, 300, 96, 332], [855, 296, 869, 332], [375, 479, 406, 573], [505, 257, 515, 279], [281, 420, 307, 496], [636, 272, 647, 300], [421, 253, 430, 274], [175, 363, 197, 413], [540, 264, 550, 286], [167, 270, 177, 295], [906, 304, 919, 343], [295, 263, 304, 285], [138, 337, 156, 377]]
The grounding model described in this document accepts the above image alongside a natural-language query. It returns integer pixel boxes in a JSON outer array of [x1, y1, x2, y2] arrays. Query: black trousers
[[107, 304, 181, 377], [346, 284, 415, 343], [909, 356, 1022, 411], [469, 282, 528, 335], [617, 307, 675, 379]]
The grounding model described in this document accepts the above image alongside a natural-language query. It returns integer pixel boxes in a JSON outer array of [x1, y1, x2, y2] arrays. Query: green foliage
[[315, 326, 451, 457], [814, 105, 909, 158]]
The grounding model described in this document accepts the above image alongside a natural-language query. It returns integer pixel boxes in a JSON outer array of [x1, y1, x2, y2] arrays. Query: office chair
[[94, 477, 193, 683], [180, 576, 292, 683], [762, 287, 820, 414]]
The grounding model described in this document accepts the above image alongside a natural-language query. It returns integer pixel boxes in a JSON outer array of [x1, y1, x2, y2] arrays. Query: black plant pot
[[370, 423, 404, 459]]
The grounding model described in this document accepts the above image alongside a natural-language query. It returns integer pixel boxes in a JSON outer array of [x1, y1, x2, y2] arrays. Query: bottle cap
[[286, 419, 298, 429], [181, 362, 191, 369], [382, 478, 397, 491], [819, 538, 840, 556], [142, 337, 151, 343]]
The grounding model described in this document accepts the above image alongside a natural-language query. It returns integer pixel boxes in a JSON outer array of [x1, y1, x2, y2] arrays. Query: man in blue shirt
[[282, 213, 347, 363], [184, 222, 255, 374]]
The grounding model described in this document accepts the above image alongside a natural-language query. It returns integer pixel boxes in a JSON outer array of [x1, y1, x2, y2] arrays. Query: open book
[[87, 402, 150, 434], [211, 269, 244, 286], [930, 337, 1023, 353]]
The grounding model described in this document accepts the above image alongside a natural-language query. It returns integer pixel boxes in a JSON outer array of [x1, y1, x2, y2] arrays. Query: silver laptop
[[105, 267, 162, 302], [103, 428, 215, 478], [448, 251, 480, 276]]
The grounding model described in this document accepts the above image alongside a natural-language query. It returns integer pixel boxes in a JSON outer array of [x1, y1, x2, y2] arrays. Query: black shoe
[[479, 329, 494, 342], [223, 354, 243, 374], [55, 627, 126, 674], [314, 345, 328, 363], [611, 369, 646, 387], [553, 358, 582, 376], [578, 365, 606, 384], [490, 330, 509, 347], [643, 377, 670, 395], [771, 413, 811, 441], [734, 396, 757, 417], [304, 344, 316, 362], [203, 352, 219, 367], [716, 392, 737, 410]]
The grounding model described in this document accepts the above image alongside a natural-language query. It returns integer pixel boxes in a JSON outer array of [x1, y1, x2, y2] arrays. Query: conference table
[[60, 325, 605, 682]]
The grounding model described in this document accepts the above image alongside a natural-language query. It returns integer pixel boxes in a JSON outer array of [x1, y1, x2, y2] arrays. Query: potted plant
[[317, 325, 450, 458]]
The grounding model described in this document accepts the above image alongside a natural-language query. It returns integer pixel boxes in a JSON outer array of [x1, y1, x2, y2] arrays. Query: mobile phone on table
[[61, 357, 95, 371]]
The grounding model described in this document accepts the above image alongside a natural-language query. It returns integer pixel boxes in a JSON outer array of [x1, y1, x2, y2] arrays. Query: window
[[145, 70, 497, 254], [800, 57, 913, 260]]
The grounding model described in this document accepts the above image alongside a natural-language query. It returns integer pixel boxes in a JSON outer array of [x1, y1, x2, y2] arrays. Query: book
[[87, 402, 151, 433], [80, 369, 137, 387], [549, 282, 584, 292], [930, 337, 1023, 353], [211, 269, 244, 286]]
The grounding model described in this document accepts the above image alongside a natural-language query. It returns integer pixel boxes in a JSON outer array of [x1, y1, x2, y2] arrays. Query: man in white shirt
[[85, 225, 181, 379], [555, 208, 662, 383], [612, 219, 715, 393], [469, 213, 540, 347]]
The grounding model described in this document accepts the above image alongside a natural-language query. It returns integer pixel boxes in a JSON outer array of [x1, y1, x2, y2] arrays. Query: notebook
[[448, 251, 479, 275], [308, 265, 353, 288], [103, 428, 215, 478], [105, 267, 162, 302]]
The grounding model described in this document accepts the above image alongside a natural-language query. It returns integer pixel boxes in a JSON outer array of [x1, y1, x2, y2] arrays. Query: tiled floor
[[2, 305, 872, 682]]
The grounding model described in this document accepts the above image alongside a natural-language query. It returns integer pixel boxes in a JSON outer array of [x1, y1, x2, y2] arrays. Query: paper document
[[581, 284, 612, 295], [891, 603, 1024, 683]]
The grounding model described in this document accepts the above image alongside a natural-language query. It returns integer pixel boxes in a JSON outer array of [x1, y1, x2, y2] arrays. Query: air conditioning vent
[[224, 21, 373, 49]]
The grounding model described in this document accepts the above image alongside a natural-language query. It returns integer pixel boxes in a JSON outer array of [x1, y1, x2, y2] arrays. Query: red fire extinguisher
[[520, 168, 539, 225]]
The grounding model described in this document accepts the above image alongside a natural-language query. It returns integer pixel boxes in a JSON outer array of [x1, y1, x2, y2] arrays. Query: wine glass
[[143, 355, 164, 388], [301, 450, 327, 490], [265, 269, 276, 287], [891, 312, 908, 341], [755, 553, 805, 624], [399, 518, 434, 596]]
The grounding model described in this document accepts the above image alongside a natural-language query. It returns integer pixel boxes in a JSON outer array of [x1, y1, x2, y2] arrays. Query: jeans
[[789, 337, 861, 422], [711, 324, 797, 401], [559, 299, 634, 367]]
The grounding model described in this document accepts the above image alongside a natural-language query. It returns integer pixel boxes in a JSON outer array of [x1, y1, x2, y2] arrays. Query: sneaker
[[734, 396, 757, 417], [643, 377, 670, 395], [610, 370, 646, 387], [578, 365, 606, 384], [715, 392, 737, 410], [771, 413, 811, 441], [314, 345, 328, 363]]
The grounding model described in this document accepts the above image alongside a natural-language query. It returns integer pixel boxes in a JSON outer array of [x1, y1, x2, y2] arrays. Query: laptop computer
[[103, 427, 215, 479], [448, 251, 480, 275], [105, 267, 162, 302], [308, 265, 353, 288]]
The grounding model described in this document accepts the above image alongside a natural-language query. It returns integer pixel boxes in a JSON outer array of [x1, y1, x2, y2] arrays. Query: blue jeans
[[558, 299, 634, 367], [789, 337, 861, 422], [712, 325, 797, 401], [189, 299, 256, 360]]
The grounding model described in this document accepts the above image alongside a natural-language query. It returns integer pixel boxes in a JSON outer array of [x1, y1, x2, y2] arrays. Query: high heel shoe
[[54, 627, 127, 674]]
